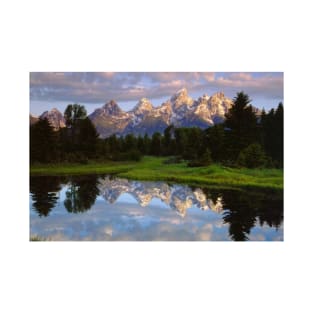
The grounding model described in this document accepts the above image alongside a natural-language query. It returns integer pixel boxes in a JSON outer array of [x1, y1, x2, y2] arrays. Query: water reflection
[[97, 177, 223, 217], [29, 175, 283, 241], [64, 176, 99, 213], [222, 189, 283, 241], [30, 176, 63, 217]]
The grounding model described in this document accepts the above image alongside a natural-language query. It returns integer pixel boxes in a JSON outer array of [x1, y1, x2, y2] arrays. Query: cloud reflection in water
[[30, 176, 283, 241]]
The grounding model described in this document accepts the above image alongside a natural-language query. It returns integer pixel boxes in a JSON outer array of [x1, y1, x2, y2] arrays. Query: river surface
[[29, 175, 283, 241]]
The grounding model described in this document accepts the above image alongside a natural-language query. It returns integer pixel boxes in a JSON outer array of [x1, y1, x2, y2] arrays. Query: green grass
[[30, 156, 283, 190], [30, 160, 134, 176]]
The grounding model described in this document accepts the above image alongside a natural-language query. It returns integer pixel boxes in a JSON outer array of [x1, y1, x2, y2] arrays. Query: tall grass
[[30, 156, 283, 190]]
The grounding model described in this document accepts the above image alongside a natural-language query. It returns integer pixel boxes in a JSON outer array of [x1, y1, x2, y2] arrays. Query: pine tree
[[205, 124, 225, 162], [143, 133, 151, 155], [64, 104, 87, 128], [76, 117, 99, 157], [163, 125, 174, 155], [224, 91, 258, 160], [150, 132, 162, 156], [274, 103, 283, 167], [30, 118, 59, 163]]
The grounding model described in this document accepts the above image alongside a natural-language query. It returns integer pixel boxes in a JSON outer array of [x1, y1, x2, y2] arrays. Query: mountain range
[[30, 88, 256, 138]]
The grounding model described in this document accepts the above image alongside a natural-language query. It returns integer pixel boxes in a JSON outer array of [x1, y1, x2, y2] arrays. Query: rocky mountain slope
[[29, 114, 39, 125], [31, 89, 262, 137], [89, 88, 234, 137], [30, 108, 66, 130], [88, 100, 132, 138]]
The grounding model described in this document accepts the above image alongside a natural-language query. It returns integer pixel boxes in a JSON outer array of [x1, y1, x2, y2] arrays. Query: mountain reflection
[[97, 177, 223, 217], [30, 175, 283, 241]]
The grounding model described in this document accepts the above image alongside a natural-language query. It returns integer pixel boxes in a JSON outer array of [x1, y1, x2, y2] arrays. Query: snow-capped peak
[[102, 100, 122, 115], [175, 87, 187, 95], [171, 87, 188, 101], [133, 98, 153, 113], [211, 92, 225, 99], [86, 90, 234, 138]]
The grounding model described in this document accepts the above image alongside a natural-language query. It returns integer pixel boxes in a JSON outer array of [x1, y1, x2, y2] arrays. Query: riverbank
[[30, 156, 283, 190]]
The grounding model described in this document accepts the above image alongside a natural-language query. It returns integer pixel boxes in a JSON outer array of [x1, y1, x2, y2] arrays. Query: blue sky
[[30, 72, 283, 116]]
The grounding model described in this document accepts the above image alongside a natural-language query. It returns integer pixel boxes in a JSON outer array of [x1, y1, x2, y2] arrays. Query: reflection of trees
[[221, 189, 283, 241], [257, 190, 284, 230], [222, 192, 257, 241], [64, 176, 99, 213], [30, 176, 62, 217]]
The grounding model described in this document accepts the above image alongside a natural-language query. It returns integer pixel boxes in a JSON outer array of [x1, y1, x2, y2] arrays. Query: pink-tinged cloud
[[30, 72, 283, 113], [228, 72, 253, 81], [203, 72, 215, 82]]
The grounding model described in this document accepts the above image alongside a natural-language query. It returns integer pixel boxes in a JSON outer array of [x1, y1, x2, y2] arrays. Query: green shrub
[[114, 149, 142, 162], [187, 148, 212, 167], [163, 156, 183, 164], [237, 143, 267, 168]]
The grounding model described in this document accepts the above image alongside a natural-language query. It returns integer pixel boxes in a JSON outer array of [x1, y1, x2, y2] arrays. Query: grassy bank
[[30, 156, 283, 190]]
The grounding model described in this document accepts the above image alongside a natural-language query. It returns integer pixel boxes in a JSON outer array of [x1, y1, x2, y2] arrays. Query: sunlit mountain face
[[30, 175, 283, 241], [88, 89, 238, 137], [30, 86, 265, 138], [30, 89, 243, 137]]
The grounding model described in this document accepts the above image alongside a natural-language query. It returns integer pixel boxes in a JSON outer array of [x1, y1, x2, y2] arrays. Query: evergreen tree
[[261, 103, 283, 167], [274, 103, 284, 167], [150, 132, 162, 156], [30, 118, 59, 163], [163, 125, 175, 155], [61, 105, 99, 160], [64, 104, 87, 128], [106, 134, 119, 159], [143, 133, 151, 155], [205, 124, 225, 162], [76, 117, 99, 157], [224, 92, 258, 159], [137, 135, 145, 154], [123, 134, 137, 152]]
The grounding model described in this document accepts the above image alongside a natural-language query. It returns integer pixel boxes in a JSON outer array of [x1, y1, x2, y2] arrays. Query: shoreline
[[30, 156, 283, 190]]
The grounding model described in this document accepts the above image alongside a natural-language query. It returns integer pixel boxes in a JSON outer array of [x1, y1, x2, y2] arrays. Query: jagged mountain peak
[[89, 100, 131, 138], [198, 94, 210, 102], [132, 98, 153, 114], [88, 89, 235, 137], [171, 87, 188, 101], [39, 108, 66, 130], [102, 100, 122, 115], [170, 87, 194, 110], [211, 91, 225, 99], [33, 90, 236, 137]]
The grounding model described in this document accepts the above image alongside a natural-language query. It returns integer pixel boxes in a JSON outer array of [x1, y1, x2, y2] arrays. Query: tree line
[[30, 92, 283, 168]]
